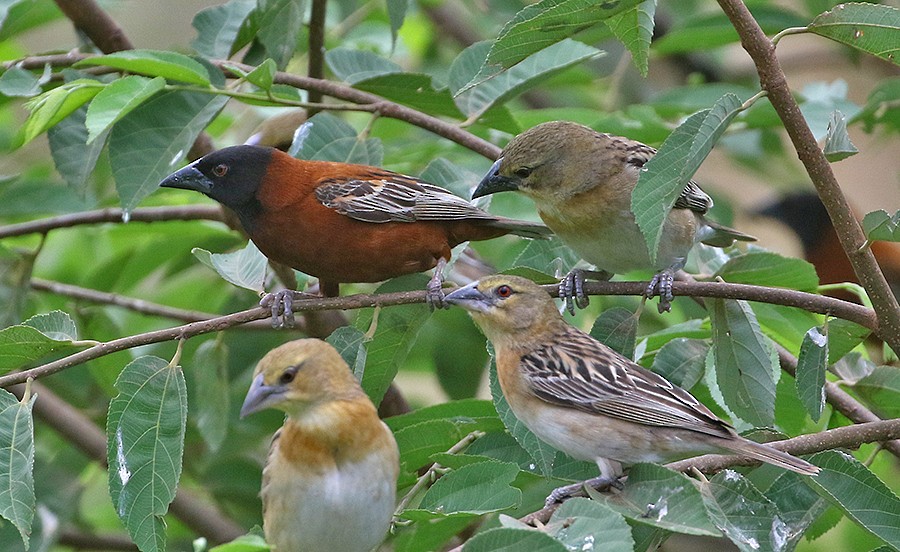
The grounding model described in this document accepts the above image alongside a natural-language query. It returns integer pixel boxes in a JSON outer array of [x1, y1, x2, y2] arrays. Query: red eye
[[496, 285, 512, 298], [213, 164, 228, 177]]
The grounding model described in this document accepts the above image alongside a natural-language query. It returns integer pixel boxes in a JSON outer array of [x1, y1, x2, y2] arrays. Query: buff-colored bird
[[444, 275, 818, 504], [241, 339, 399, 552], [473, 121, 755, 313]]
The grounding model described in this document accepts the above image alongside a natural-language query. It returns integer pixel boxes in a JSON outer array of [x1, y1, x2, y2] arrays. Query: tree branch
[[520, 418, 900, 527], [716, 0, 900, 355], [57, 529, 138, 551], [0, 205, 225, 239], [53, 0, 134, 53], [8, 382, 244, 543], [307, 0, 327, 110]]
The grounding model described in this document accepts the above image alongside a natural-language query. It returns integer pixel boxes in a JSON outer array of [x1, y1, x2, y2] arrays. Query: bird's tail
[[699, 219, 757, 248], [726, 438, 820, 476], [487, 217, 554, 239]]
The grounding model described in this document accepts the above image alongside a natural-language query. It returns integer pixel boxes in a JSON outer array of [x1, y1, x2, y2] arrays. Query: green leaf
[[295, 112, 383, 165], [598, 464, 721, 536], [326, 326, 368, 382], [651, 338, 708, 389], [355, 73, 465, 119], [511, 236, 579, 276], [109, 89, 227, 211], [325, 48, 402, 84], [47, 106, 108, 194], [632, 94, 743, 264], [653, 6, 807, 54], [548, 498, 634, 551], [0, 0, 29, 31], [708, 299, 778, 427], [854, 365, 900, 418], [242, 59, 277, 91], [855, 77, 900, 132], [387, 0, 408, 46], [0, 311, 87, 374], [75, 50, 211, 85], [20, 79, 104, 145], [606, 0, 656, 77], [489, 355, 556, 476], [405, 460, 521, 519], [452, 39, 602, 118], [85, 76, 166, 144], [716, 251, 819, 292], [827, 318, 870, 363], [466, 0, 642, 88], [806, 450, 900, 548], [808, 3, 900, 66], [462, 527, 568, 552], [385, 399, 500, 433], [209, 534, 272, 551], [823, 109, 859, 162], [191, 0, 257, 59], [355, 275, 431, 404], [107, 356, 187, 552], [862, 209, 900, 242], [0, 388, 36, 548], [796, 326, 828, 422], [192, 241, 267, 294], [830, 352, 875, 384], [0, 245, 35, 330], [0, 66, 43, 97], [191, 339, 230, 452], [255, 0, 306, 69], [700, 470, 782, 552], [392, 419, 463, 475], [589, 307, 637, 359], [766, 471, 830, 548]]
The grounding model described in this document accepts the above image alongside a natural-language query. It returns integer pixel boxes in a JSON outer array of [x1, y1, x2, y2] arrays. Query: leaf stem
[[771, 26, 808, 47]]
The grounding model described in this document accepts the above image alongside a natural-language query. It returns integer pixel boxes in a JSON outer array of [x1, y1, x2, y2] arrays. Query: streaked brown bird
[[241, 339, 399, 552], [473, 121, 755, 313], [160, 145, 551, 321], [445, 275, 818, 505]]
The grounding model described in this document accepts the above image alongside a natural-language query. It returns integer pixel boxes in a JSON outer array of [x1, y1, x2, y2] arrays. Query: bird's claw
[[544, 475, 624, 507], [425, 279, 447, 311], [645, 269, 675, 313], [559, 269, 591, 315], [260, 290, 296, 328]]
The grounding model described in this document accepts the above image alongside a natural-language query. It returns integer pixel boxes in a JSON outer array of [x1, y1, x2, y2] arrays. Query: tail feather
[[727, 438, 820, 476], [699, 219, 757, 248], [488, 217, 554, 240]]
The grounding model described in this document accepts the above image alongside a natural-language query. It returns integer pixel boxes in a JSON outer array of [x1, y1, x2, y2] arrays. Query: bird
[[160, 145, 551, 322], [472, 121, 755, 314], [240, 338, 400, 552], [444, 275, 819, 505]]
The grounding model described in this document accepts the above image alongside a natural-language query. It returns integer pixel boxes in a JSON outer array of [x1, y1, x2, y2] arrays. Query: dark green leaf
[[511, 236, 579, 276], [191, 0, 257, 59], [708, 299, 778, 427], [766, 471, 830, 549], [192, 240, 267, 294], [387, 0, 408, 46], [85, 75, 166, 143], [392, 419, 463, 475], [827, 318, 870, 363], [0, 311, 87, 374], [796, 326, 828, 421], [255, 0, 305, 69], [405, 460, 521, 519], [862, 209, 900, 242], [606, 0, 655, 77], [326, 325, 368, 382], [355, 73, 465, 119], [0, 245, 35, 330], [548, 498, 634, 550], [854, 365, 900, 418], [75, 50, 211, 85], [47, 106, 108, 194], [385, 399, 499, 433], [589, 307, 637, 359], [192, 339, 230, 452], [107, 356, 187, 552], [0, 66, 42, 97], [700, 470, 782, 552], [242, 59, 277, 91], [296, 112, 383, 165], [325, 48, 401, 84], [653, 6, 806, 54], [824, 109, 859, 162], [651, 338, 708, 389], [462, 527, 568, 552], [717, 251, 819, 292], [808, 3, 900, 66], [0, 388, 36, 547], [633, 94, 743, 264]]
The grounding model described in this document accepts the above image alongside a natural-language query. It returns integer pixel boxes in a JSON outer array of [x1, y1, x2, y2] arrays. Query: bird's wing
[[520, 329, 730, 437], [623, 142, 713, 214], [315, 170, 493, 223]]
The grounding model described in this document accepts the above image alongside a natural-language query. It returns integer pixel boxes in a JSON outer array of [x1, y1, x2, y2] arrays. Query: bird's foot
[[558, 269, 612, 315], [645, 268, 675, 313], [544, 475, 624, 507], [426, 259, 449, 311], [259, 290, 310, 328]]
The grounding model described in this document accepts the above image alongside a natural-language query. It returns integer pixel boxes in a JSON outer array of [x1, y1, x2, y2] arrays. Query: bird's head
[[160, 145, 273, 214], [472, 121, 599, 202], [444, 275, 562, 345], [240, 339, 362, 419]]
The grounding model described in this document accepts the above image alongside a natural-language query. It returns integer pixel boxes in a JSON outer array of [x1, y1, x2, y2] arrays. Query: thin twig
[[307, 0, 327, 110]]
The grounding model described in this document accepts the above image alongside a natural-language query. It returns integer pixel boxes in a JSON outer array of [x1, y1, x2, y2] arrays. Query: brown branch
[[58, 528, 138, 551], [8, 382, 244, 543], [53, 0, 134, 53], [520, 419, 900, 527], [716, 0, 900, 355], [307, 0, 327, 109], [0, 205, 225, 239]]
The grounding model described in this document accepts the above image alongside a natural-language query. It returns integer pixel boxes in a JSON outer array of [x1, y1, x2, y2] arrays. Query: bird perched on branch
[[160, 145, 550, 321], [472, 121, 755, 313], [445, 275, 818, 504], [240, 339, 399, 552]]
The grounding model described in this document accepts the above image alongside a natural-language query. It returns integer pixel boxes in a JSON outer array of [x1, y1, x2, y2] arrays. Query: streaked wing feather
[[521, 329, 730, 438]]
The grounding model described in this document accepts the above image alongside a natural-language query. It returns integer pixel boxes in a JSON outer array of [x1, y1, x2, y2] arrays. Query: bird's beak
[[444, 281, 493, 313], [240, 373, 280, 418], [472, 158, 518, 199], [159, 163, 212, 194]]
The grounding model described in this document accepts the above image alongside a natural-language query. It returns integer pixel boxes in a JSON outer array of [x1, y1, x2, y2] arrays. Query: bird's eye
[[213, 164, 228, 177], [278, 366, 298, 385], [496, 285, 513, 298], [513, 167, 532, 178]]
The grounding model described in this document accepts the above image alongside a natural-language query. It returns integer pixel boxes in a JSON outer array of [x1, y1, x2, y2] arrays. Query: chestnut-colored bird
[[160, 145, 551, 318], [445, 275, 818, 505], [473, 121, 755, 313], [241, 339, 399, 552]]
